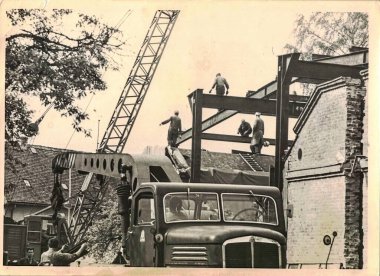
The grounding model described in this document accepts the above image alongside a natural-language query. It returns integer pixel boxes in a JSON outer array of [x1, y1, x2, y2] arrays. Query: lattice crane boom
[[99, 10, 180, 153], [62, 10, 180, 248]]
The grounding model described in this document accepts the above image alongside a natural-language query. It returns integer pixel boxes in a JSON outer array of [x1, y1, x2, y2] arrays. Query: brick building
[[283, 72, 368, 268]]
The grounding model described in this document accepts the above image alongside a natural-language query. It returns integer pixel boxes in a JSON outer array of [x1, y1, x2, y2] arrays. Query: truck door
[[128, 191, 156, 267]]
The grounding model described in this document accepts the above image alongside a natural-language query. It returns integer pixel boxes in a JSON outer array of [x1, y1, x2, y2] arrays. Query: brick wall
[[343, 78, 366, 268], [360, 70, 368, 268], [287, 176, 346, 264]]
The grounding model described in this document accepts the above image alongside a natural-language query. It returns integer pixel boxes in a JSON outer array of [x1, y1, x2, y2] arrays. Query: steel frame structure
[[188, 90, 306, 183], [176, 49, 368, 146], [188, 51, 366, 187], [64, 10, 180, 248]]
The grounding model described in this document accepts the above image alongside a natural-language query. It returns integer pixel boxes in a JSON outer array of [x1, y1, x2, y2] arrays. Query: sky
[[1, 1, 376, 155]]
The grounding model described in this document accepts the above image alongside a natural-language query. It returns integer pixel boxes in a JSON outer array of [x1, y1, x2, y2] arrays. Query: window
[[27, 220, 41, 243], [136, 195, 155, 225], [222, 193, 278, 225], [164, 192, 220, 223]]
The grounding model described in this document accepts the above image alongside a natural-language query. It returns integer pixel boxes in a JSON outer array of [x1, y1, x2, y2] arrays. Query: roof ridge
[[28, 144, 81, 152]]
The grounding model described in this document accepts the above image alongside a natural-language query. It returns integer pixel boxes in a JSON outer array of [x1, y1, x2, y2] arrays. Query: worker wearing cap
[[209, 73, 229, 96], [250, 112, 265, 154], [237, 119, 252, 137], [160, 110, 182, 147]]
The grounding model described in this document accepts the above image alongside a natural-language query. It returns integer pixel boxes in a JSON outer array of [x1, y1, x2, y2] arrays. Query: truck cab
[[127, 182, 286, 268]]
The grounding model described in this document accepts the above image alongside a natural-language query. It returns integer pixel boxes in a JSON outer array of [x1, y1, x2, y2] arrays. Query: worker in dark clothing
[[18, 248, 38, 266], [237, 119, 252, 137], [160, 110, 182, 147], [209, 73, 229, 96], [250, 112, 265, 154]]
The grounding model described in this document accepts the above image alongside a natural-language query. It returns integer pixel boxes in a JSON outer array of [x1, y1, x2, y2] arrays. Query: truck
[[52, 151, 286, 268]]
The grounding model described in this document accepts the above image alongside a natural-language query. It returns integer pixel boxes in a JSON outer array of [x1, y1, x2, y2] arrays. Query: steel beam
[[201, 133, 293, 146], [274, 54, 295, 191], [288, 60, 362, 81], [190, 89, 203, 183]]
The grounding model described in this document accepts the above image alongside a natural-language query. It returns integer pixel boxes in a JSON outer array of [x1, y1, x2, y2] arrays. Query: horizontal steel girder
[[201, 94, 305, 116], [201, 133, 293, 146], [288, 60, 363, 80]]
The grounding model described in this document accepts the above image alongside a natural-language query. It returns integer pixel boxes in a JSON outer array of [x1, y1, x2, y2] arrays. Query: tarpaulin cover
[[200, 167, 270, 186]]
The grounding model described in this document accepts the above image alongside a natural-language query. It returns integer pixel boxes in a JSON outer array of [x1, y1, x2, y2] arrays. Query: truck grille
[[223, 236, 281, 268], [225, 242, 252, 268], [254, 242, 280, 268], [170, 246, 208, 265]]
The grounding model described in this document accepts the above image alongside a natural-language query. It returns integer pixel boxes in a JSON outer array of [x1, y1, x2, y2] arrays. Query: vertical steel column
[[190, 89, 203, 183], [275, 55, 290, 192]]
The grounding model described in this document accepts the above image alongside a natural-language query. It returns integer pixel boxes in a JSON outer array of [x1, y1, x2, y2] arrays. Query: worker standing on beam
[[209, 73, 229, 96], [237, 119, 252, 137], [160, 110, 182, 148], [250, 112, 265, 154]]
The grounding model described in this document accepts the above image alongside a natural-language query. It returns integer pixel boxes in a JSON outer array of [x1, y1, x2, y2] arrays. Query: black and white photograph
[[1, 0, 378, 275]]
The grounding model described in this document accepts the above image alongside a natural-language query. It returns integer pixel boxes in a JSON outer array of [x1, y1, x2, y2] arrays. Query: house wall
[[285, 77, 367, 268], [286, 84, 347, 174], [287, 176, 346, 264]]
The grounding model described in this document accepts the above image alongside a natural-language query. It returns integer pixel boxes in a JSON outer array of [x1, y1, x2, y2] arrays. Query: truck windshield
[[221, 193, 278, 225], [164, 192, 220, 223]]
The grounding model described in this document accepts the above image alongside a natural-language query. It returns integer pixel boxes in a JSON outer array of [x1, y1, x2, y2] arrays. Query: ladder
[[66, 10, 180, 248], [239, 153, 264, 172]]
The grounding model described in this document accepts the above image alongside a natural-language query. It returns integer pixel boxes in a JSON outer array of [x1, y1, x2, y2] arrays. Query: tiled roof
[[5, 144, 87, 205], [178, 149, 274, 172]]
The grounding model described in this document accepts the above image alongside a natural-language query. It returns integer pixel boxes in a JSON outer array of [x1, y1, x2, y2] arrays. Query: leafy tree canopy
[[284, 12, 368, 95], [285, 12, 368, 59], [86, 196, 123, 263], [5, 9, 124, 143]]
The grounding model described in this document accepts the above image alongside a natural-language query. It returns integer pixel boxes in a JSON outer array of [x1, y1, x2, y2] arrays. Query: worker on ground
[[250, 112, 265, 154], [209, 73, 229, 96], [18, 247, 38, 266], [237, 119, 252, 137], [40, 237, 87, 266], [160, 110, 182, 148]]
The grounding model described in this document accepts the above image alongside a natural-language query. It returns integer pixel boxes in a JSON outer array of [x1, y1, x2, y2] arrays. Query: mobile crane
[[62, 10, 180, 251], [3, 10, 180, 263]]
